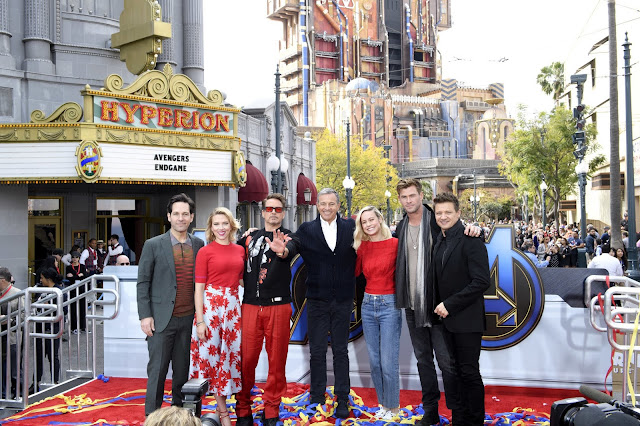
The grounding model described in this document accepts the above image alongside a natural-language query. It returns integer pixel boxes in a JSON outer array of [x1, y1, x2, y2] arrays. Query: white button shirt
[[320, 216, 338, 251]]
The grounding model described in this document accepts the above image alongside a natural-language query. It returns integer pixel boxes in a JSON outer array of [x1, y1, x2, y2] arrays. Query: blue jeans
[[361, 293, 402, 409]]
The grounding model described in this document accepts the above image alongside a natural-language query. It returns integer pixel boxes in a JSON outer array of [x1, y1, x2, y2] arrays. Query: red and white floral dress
[[189, 240, 246, 395]]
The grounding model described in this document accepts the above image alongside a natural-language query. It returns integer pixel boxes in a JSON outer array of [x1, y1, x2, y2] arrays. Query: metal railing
[[586, 275, 640, 404], [0, 274, 120, 410]]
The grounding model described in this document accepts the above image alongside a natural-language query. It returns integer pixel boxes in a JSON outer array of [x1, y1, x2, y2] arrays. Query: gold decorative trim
[[100, 64, 231, 109], [143, 133, 163, 144], [0, 130, 17, 140], [0, 178, 236, 187], [38, 129, 67, 140], [30, 102, 83, 124], [105, 130, 129, 142]]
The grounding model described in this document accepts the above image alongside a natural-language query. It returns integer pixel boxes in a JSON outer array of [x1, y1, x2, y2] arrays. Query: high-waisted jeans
[[361, 292, 402, 409]]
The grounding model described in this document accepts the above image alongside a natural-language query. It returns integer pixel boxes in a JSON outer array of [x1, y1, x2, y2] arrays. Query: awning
[[296, 173, 318, 205], [238, 161, 269, 203]]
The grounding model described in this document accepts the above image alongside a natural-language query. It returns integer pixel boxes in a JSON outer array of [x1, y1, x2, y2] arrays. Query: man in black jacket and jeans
[[295, 188, 357, 419], [235, 193, 297, 426]]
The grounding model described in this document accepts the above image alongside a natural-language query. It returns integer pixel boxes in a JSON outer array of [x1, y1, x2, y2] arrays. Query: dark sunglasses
[[263, 207, 283, 213], [118, 262, 130, 266]]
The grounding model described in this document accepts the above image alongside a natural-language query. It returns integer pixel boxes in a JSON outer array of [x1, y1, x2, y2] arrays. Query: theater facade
[[0, 66, 247, 285]]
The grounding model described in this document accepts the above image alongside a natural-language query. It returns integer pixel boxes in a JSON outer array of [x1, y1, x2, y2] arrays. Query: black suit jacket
[[295, 215, 356, 302], [432, 221, 490, 334]]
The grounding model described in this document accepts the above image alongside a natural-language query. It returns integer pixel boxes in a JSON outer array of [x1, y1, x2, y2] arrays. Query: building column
[[182, 0, 204, 86], [0, 185, 28, 288], [0, 0, 14, 68], [156, 0, 176, 69], [23, 0, 54, 73]]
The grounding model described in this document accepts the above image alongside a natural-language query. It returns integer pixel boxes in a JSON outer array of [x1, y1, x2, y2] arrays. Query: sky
[[203, 0, 636, 116]]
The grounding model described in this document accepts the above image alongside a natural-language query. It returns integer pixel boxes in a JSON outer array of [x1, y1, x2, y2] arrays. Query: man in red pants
[[236, 193, 297, 426]]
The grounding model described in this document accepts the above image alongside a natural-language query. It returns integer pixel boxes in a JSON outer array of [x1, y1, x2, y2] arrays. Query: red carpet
[[0, 378, 584, 425]]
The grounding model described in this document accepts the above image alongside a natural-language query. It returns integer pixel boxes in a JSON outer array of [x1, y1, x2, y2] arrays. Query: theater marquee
[[0, 64, 246, 187]]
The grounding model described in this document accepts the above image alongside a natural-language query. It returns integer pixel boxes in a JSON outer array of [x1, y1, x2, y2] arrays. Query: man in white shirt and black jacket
[[235, 193, 298, 426]]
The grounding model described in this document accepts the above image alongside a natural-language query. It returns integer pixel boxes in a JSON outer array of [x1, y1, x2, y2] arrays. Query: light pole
[[540, 180, 548, 229], [385, 190, 392, 225], [274, 65, 282, 194], [470, 195, 480, 223], [575, 161, 589, 240], [267, 154, 289, 195], [524, 193, 529, 223], [343, 120, 355, 217], [623, 33, 639, 279]]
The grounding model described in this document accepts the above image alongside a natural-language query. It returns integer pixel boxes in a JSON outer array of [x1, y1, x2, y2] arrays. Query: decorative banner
[[75, 140, 103, 183], [94, 96, 234, 136]]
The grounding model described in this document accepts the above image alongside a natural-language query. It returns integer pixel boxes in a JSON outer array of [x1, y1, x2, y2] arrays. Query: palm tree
[[537, 62, 565, 102], [608, 0, 623, 248]]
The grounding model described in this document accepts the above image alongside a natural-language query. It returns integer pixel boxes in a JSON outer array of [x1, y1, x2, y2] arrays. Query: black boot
[[263, 417, 279, 426], [235, 415, 253, 426], [334, 399, 350, 418]]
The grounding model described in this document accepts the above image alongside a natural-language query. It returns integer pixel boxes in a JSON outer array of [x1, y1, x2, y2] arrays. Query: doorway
[[28, 198, 63, 285]]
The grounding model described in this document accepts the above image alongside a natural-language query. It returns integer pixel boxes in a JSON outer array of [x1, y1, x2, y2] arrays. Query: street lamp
[[470, 195, 481, 223], [385, 189, 392, 225], [343, 175, 355, 217], [575, 161, 589, 240], [540, 180, 548, 229], [266, 153, 289, 195], [344, 120, 354, 217]]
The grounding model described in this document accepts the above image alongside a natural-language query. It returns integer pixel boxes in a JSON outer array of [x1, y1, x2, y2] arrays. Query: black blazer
[[295, 215, 356, 302], [432, 221, 490, 334]]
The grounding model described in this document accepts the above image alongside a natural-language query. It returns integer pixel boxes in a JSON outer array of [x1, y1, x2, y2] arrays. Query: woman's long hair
[[205, 207, 240, 243], [353, 206, 391, 251]]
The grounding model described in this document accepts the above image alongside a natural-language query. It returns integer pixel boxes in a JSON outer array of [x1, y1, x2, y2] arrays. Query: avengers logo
[[482, 225, 545, 350], [288, 254, 364, 344]]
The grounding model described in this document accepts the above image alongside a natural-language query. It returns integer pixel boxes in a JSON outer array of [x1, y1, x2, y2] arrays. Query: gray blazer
[[136, 231, 204, 333]]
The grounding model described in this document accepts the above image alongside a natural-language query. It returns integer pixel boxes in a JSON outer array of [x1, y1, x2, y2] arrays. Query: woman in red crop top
[[354, 206, 401, 421], [189, 207, 245, 426]]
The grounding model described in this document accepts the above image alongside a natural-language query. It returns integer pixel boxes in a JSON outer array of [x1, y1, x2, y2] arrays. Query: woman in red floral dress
[[190, 207, 245, 426]]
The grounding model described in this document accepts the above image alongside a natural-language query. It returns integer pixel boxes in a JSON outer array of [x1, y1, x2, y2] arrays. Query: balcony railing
[[267, 0, 299, 20]]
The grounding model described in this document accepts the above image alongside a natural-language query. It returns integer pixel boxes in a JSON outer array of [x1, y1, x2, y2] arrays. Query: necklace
[[408, 226, 419, 250]]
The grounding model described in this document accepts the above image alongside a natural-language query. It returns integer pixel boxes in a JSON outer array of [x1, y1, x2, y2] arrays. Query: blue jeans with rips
[[361, 292, 402, 409]]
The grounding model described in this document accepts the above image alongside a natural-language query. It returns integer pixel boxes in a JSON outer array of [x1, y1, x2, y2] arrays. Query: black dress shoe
[[334, 399, 350, 418], [263, 417, 279, 426], [236, 415, 253, 426]]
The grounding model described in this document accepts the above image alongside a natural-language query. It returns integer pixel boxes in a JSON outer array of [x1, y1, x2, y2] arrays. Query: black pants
[[442, 330, 485, 426], [145, 315, 192, 416], [69, 282, 87, 331], [307, 298, 352, 402], [405, 309, 460, 425], [34, 323, 61, 385]]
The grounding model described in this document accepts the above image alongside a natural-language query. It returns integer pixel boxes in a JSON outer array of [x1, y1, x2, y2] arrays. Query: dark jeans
[[69, 282, 87, 331], [405, 309, 459, 425], [1, 344, 18, 398], [145, 315, 192, 416], [442, 330, 485, 426], [35, 323, 61, 385], [307, 298, 352, 402]]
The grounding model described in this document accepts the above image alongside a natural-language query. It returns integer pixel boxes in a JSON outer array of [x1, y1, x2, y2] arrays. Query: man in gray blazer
[[137, 193, 204, 416]]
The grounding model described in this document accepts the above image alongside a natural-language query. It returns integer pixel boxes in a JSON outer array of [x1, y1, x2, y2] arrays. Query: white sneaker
[[374, 408, 388, 419], [382, 410, 398, 421]]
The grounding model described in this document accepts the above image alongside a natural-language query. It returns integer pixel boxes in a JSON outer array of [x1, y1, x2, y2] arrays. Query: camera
[[182, 378, 221, 426], [551, 386, 640, 426]]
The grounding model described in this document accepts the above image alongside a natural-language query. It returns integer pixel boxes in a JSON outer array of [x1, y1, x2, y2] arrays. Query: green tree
[[499, 105, 606, 227], [537, 61, 565, 102], [315, 129, 399, 216]]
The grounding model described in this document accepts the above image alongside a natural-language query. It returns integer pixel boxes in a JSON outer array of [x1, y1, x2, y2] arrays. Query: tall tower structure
[[267, 0, 452, 126]]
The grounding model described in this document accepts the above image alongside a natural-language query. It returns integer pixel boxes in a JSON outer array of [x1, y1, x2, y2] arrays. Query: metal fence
[[0, 274, 120, 410], [586, 275, 640, 404]]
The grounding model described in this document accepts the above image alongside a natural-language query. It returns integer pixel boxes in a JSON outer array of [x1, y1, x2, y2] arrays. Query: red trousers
[[236, 303, 292, 419]]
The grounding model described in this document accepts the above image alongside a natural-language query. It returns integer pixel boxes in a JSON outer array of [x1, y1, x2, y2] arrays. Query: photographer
[[144, 406, 201, 426]]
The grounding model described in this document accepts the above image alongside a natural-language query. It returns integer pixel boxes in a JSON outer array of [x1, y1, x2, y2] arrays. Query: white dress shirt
[[588, 253, 624, 277], [320, 216, 338, 251]]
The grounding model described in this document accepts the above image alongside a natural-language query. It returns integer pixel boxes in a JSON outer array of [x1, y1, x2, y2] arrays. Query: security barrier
[[0, 274, 120, 410]]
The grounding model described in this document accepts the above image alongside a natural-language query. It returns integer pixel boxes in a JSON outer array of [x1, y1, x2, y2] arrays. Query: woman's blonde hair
[[144, 406, 201, 426], [353, 206, 391, 251], [205, 207, 240, 243]]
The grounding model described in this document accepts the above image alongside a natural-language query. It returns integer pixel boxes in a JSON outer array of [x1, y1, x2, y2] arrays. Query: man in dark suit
[[295, 188, 356, 419], [137, 193, 204, 416], [432, 193, 490, 426]]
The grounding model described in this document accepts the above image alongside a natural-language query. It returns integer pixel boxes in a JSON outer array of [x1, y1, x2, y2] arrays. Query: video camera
[[181, 378, 221, 426], [551, 385, 640, 425]]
